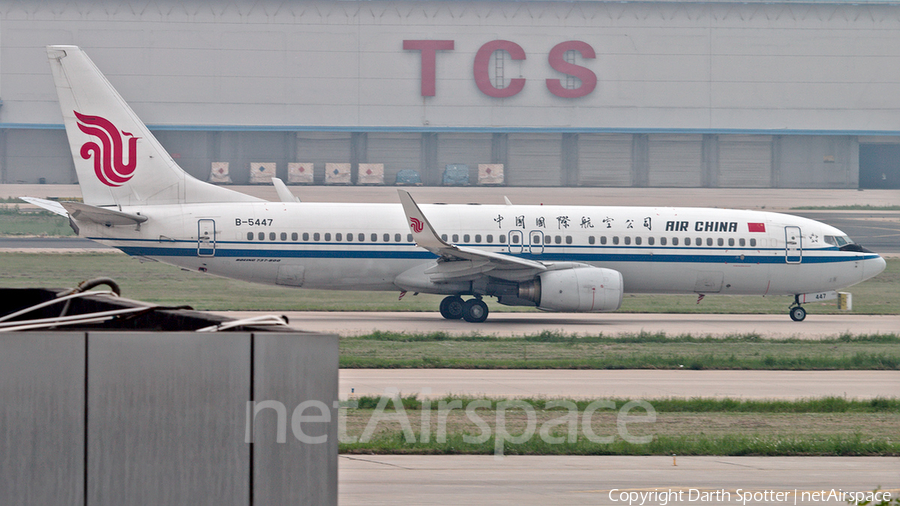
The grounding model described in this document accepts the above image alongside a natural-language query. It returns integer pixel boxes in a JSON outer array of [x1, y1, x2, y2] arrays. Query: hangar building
[[1, 0, 899, 188]]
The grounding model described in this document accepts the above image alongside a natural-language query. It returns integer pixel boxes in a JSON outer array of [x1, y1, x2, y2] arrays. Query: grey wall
[[0, 331, 338, 506], [2, 0, 900, 131], [0, 0, 893, 187]]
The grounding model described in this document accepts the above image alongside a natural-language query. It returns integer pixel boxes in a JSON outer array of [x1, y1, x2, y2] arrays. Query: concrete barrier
[[0, 331, 338, 506]]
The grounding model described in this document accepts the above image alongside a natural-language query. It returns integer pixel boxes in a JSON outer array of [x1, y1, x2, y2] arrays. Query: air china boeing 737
[[25, 45, 886, 323]]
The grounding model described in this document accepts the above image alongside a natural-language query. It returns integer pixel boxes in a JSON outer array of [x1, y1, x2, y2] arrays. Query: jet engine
[[517, 267, 623, 312]]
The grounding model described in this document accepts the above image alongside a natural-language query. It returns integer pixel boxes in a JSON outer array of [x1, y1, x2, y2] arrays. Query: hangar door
[[367, 133, 422, 184], [648, 134, 702, 187], [859, 144, 900, 189], [507, 133, 563, 186], [577, 134, 633, 186], [296, 132, 352, 184], [718, 135, 772, 187], [437, 133, 493, 183]]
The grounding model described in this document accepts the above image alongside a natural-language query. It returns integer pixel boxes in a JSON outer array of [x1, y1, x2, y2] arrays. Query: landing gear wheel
[[462, 298, 489, 323], [789, 306, 807, 322], [439, 296, 464, 320]]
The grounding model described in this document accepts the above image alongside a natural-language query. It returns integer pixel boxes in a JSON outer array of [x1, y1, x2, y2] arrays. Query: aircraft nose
[[865, 255, 887, 281]]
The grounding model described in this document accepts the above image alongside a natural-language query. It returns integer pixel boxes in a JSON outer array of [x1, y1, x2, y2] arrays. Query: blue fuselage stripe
[[105, 241, 877, 265]]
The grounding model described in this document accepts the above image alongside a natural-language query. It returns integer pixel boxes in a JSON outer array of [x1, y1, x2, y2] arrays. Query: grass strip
[[336, 396, 900, 456], [341, 331, 900, 370], [340, 433, 900, 457], [0, 208, 74, 236], [348, 394, 900, 412]]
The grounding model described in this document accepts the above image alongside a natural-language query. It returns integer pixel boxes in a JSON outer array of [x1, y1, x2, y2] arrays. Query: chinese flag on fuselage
[[748, 223, 766, 233]]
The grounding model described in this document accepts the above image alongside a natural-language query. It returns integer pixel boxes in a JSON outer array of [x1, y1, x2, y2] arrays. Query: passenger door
[[784, 226, 802, 264], [197, 219, 216, 257]]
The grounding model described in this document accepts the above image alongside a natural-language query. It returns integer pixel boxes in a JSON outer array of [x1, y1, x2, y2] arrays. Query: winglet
[[272, 177, 300, 202], [397, 190, 450, 254]]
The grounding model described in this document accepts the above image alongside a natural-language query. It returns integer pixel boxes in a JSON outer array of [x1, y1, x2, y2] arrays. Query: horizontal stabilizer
[[61, 201, 148, 226], [20, 197, 69, 217]]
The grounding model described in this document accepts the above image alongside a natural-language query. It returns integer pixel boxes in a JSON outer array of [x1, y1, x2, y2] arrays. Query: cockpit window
[[835, 236, 849, 247], [824, 236, 836, 246]]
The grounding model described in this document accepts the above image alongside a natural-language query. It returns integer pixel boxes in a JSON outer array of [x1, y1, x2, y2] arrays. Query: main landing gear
[[789, 296, 807, 322], [439, 295, 489, 323]]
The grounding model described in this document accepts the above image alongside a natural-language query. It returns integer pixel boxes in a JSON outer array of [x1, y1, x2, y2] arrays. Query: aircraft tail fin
[[47, 45, 261, 207]]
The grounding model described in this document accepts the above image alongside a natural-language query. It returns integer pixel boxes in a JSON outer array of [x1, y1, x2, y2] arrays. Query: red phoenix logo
[[75, 111, 139, 187], [409, 217, 424, 233]]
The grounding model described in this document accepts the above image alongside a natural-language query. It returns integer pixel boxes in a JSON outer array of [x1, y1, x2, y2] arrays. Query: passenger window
[[348, 233, 354, 242], [750, 238, 757, 247], [247, 232, 254, 240], [258, 232, 264, 241], [442, 234, 448, 241], [635, 237, 642, 246], [268, 232, 275, 241], [475, 234, 482, 243], [336, 233, 342, 241], [303, 232, 309, 241], [660, 237, 667, 246], [739, 238, 745, 247], [452, 234, 459, 242], [728, 238, 735, 247], [612, 236, 619, 245], [685, 237, 691, 246], [600, 236, 607, 245], [589, 236, 595, 245], [383, 233, 390, 242], [555, 236, 562, 244], [314, 233, 320, 241], [464, 234, 470, 243], [394, 233, 401, 242], [371, 233, 377, 242], [500, 235, 506, 243], [706, 238, 712, 246], [718, 238, 724, 247], [565, 236, 572, 244], [624, 236, 631, 245], [407, 234, 412, 242], [325, 233, 331, 241], [281, 232, 287, 241], [359, 233, 365, 242], [648, 237, 654, 246], [513, 235, 520, 244], [292, 232, 298, 241], [487, 235, 494, 243], [672, 237, 679, 246]]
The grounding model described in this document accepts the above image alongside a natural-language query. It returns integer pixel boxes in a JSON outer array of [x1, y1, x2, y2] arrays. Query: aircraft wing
[[271, 177, 300, 202], [398, 190, 547, 281]]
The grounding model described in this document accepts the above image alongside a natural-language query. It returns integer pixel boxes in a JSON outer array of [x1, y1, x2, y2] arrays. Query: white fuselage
[[80, 202, 885, 298]]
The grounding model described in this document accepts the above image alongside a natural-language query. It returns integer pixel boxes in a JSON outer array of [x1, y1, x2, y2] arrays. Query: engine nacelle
[[518, 267, 623, 312]]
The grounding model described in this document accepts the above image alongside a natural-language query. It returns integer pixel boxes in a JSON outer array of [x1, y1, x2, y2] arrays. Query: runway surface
[[339, 369, 900, 400], [340, 455, 900, 506], [214, 311, 900, 339]]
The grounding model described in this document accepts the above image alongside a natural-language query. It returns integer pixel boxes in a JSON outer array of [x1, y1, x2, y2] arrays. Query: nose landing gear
[[789, 295, 807, 322]]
